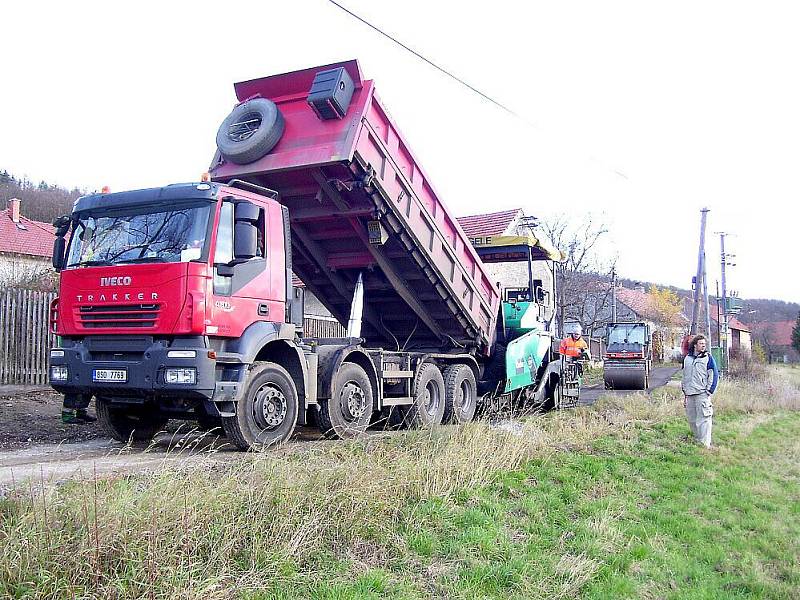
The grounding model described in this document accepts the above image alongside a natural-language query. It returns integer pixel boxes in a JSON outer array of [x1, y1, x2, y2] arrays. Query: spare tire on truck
[[216, 98, 285, 165]]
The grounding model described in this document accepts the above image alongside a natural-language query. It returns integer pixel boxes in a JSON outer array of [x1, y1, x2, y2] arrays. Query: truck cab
[[49, 181, 313, 445]]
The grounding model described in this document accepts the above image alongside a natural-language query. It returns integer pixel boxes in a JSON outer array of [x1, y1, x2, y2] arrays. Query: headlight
[[165, 368, 196, 384], [50, 349, 65, 358], [50, 365, 69, 382], [167, 350, 197, 358]]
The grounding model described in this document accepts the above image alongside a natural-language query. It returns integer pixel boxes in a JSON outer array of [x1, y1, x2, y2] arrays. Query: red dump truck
[[49, 61, 567, 449]]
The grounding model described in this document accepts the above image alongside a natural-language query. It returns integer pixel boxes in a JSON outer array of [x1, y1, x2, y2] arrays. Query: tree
[[0, 168, 83, 224], [752, 341, 767, 364], [792, 312, 800, 355], [539, 213, 616, 337], [649, 284, 684, 361]]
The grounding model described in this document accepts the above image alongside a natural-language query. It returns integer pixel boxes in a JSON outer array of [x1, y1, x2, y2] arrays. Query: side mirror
[[52, 237, 66, 271], [234, 222, 258, 260], [234, 202, 260, 223]]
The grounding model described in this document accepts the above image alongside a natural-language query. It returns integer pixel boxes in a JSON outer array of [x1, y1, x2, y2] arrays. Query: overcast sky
[[1, 0, 797, 302]]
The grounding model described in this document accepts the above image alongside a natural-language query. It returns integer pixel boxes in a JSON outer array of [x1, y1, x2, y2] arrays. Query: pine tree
[[792, 312, 800, 355]]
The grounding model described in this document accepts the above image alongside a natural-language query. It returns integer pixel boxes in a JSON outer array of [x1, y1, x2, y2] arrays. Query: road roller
[[603, 322, 651, 390]]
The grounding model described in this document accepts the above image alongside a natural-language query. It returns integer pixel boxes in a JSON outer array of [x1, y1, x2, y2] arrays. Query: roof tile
[[0, 209, 55, 259], [456, 209, 521, 238]]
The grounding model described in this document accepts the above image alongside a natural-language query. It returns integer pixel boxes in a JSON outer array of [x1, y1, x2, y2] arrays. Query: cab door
[[207, 194, 286, 338]]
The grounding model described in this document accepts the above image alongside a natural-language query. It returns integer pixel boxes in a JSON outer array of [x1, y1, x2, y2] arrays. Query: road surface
[[579, 365, 680, 405], [1, 367, 680, 491]]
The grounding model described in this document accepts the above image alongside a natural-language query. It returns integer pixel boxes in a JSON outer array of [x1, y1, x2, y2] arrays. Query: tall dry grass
[[1, 368, 798, 599]]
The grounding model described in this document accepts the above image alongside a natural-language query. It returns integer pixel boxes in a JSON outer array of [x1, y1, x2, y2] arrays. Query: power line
[[324, 0, 521, 119], [324, 0, 629, 180]]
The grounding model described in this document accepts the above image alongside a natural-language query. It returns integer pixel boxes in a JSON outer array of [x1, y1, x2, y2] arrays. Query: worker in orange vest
[[559, 324, 590, 360]]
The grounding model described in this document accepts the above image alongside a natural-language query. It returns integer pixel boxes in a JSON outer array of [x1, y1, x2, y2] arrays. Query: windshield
[[607, 324, 646, 346], [66, 203, 212, 268]]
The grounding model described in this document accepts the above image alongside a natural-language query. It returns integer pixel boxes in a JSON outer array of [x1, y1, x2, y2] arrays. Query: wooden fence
[[303, 315, 346, 338], [0, 287, 56, 385], [0, 289, 347, 386]]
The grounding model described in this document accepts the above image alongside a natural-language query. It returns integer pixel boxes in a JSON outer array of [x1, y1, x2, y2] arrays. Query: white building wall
[[0, 254, 53, 286]]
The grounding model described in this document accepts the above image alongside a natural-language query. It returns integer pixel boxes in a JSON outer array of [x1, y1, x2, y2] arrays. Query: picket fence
[[0, 287, 346, 386], [0, 287, 56, 385]]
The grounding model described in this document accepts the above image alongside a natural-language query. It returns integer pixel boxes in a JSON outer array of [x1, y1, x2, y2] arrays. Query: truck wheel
[[96, 399, 167, 443], [222, 362, 298, 450], [317, 362, 373, 439], [216, 98, 285, 165], [405, 363, 446, 428], [442, 365, 477, 424]]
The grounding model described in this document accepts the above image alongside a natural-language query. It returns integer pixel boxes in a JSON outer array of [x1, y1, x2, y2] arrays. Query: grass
[[1, 368, 799, 599]]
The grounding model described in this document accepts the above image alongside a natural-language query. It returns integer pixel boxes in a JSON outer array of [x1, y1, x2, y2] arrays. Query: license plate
[[92, 369, 127, 383]]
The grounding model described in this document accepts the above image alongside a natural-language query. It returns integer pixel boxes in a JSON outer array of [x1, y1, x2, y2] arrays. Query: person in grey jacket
[[682, 334, 719, 448]]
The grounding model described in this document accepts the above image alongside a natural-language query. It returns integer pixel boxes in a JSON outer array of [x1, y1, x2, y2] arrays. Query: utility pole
[[715, 280, 722, 348], [610, 266, 617, 323], [690, 208, 710, 335], [702, 248, 711, 338], [719, 232, 732, 369]]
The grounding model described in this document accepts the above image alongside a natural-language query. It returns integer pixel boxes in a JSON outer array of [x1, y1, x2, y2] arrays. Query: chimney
[[9, 198, 21, 223]]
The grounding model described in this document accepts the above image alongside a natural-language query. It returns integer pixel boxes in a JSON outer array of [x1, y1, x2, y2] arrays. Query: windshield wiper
[[117, 256, 169, 264], [71, 259, 113, 268]]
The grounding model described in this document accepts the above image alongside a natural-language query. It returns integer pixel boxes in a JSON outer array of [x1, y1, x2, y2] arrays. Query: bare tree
[[539, 214, 616, 337]]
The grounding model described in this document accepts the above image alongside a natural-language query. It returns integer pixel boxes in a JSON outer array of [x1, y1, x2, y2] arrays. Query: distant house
[[0, 199, 55, 285], [751, 321, 799, 363], [707, 304, 752, 355], [613, 286, 688, 361]]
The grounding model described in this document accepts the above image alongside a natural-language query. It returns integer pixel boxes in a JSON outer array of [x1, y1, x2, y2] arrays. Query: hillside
[[0, 169, 85, 224]]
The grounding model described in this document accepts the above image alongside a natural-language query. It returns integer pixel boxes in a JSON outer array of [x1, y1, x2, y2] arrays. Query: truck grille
[[78, 304, 161, 329]]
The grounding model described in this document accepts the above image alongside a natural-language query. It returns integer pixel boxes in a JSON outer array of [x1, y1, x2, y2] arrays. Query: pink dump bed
[[211, 61, 499, 354]]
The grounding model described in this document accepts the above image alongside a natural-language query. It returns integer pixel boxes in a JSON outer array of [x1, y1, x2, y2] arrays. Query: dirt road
[[579, 365, 680, 405], [1, 369, 679, 491]]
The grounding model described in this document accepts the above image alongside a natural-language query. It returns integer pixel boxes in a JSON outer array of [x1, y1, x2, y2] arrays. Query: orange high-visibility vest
[[559, 336, 589, 358]]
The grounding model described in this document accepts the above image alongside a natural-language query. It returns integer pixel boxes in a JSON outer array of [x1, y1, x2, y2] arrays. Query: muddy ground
[[0, 388, 104, 449]]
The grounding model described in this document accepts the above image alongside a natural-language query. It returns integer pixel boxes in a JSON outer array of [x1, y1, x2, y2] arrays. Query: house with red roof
[[0, 199, 56, 285], [751, 320, 798, 363], [707, 303, 752, 355], [456, 208, 524, 242]]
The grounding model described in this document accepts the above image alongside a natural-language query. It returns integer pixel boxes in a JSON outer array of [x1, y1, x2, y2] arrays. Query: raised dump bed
[[210, 60, 500, 354]]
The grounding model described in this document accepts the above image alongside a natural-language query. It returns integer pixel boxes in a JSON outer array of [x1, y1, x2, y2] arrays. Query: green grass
[[2, 372, 799, 599], [392, 413, 800, 599]]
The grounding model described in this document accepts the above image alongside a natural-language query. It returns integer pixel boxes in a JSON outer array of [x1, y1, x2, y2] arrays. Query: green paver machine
[[470, 233, 579, 409]]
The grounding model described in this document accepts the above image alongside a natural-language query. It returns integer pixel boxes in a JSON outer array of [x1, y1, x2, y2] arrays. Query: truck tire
[[442, 365, 477, 424], [216, 98, 285, 165], [404, 363, 446, 428], [96, 399, 167, 443], [222, 362, 298, 450], [317, 362, 374, 439]]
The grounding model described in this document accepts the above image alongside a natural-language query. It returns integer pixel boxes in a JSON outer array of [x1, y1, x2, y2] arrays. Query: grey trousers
[[685, 392, 713, 447]]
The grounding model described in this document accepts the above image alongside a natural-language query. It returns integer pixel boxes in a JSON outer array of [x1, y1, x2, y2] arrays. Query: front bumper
[[49, 337, 216, 400]]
